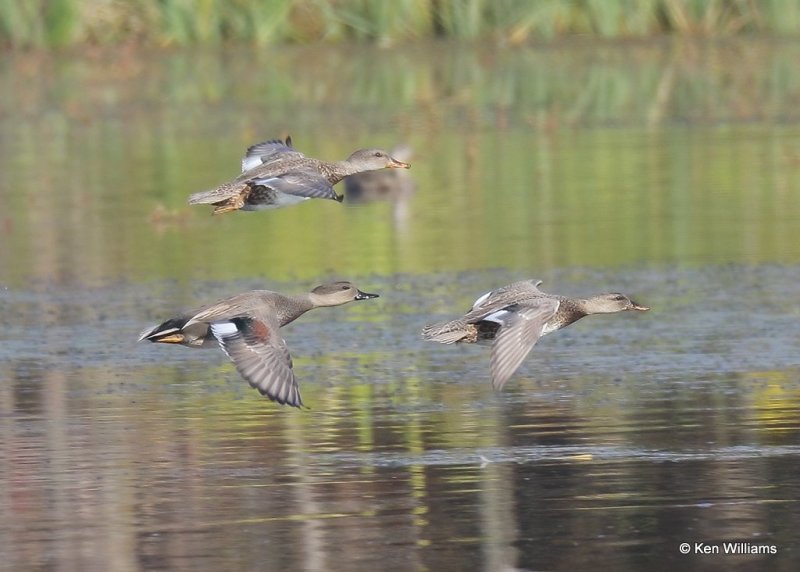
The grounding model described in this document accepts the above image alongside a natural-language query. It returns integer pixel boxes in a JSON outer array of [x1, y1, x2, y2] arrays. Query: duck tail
[[420, 319, 474, 344], [188, 187, 232, 205], [138, 315, 191, 344], [188, 180, 248, 205]]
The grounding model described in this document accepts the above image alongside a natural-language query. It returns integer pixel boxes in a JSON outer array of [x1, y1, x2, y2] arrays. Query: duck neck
[[573, 298, 593, 315], [279, 294, 316, 326], [556, 298, 591, 327], [574, 296, 615, 316], [328, 160, 360, 181]]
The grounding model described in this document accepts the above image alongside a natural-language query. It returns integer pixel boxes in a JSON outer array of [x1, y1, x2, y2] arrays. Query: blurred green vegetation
[[2, 0, 800, 49]]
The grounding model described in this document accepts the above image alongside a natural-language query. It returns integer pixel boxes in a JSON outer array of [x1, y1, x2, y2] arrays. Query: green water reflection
[[2, 355, 798, 570], [2, 41, 800, 286]]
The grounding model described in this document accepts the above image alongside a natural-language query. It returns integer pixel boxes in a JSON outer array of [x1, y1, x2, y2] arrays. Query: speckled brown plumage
[[421, 279, 649, 389], [188, 137, 409, 214]]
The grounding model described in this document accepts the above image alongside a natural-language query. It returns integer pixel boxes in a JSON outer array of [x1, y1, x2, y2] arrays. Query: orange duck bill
[[388, 158, 410, 169]]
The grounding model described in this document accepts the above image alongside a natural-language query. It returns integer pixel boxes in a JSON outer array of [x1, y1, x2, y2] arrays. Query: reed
[[1, 0, 799, 49]]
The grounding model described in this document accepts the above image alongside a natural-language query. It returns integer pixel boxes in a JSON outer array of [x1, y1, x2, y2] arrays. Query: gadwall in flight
[[344, 144, 416, 203], [421, 279, 649, 390], [188, 136, 410, 215], [139, 281, 379, 407]]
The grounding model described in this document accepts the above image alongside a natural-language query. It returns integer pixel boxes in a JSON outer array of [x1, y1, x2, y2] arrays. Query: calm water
[[2, 40, 800, 571]]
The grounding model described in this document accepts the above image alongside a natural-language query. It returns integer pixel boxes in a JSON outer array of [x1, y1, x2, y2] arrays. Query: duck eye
[[341, 285, 349, 290], [374, 151, 383, 157], [613, 295, 625, 301]]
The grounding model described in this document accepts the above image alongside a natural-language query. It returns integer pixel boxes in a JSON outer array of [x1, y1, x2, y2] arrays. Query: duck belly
[[243, 186, 309, 210]]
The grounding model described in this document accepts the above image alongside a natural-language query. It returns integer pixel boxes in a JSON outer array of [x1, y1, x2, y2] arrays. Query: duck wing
[[251, 172, 341, 201], [182, 292, 273, 326], [209, 315, 303, 408], [489, 298, 559, 390], [242, 137, 304, 172], [463, 279, 547, 323], [189, 138, 307, 206]]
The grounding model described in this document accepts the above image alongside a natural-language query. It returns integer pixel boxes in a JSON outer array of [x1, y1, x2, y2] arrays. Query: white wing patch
[[242, 193, 308, 211], [472, 290, 494, 309], [483, 309, 512, 325], [241, 156, 263, 172], [210, 322, 238, 337]]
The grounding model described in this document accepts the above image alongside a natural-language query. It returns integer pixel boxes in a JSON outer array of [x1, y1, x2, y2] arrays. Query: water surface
[[1, 40, 800, 571]]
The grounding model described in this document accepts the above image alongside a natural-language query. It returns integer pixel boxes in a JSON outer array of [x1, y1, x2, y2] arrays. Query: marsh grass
[[1, 0, 800, 49]]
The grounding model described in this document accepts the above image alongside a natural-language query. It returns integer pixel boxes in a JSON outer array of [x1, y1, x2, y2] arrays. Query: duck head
[[310, 281, 380, 306], [345, 149, 410, 172], [585, 293, 650, 314]]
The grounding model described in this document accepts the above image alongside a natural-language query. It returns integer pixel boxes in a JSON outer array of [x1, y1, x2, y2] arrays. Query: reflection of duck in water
[[344, 144, 416, 204], [188, 137, 410, 215], [139, 281, 379, 408], [422, 279, 649, 390]]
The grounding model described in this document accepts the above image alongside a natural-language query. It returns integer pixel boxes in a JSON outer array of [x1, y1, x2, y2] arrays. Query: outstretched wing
[[190, 137, 308, 206], [242, 137, 304, 172], [251, 172, 341, 201], [210, 316, 303, 407], [489, 299, 559, 390], [183, 292, 275, 326], [463, 280, 546, 323]]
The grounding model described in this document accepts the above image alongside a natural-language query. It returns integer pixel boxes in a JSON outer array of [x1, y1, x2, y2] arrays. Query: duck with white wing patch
[[139, 281, 379, 408], [421, 279, 649, 390], [188, 136, 410, 215]]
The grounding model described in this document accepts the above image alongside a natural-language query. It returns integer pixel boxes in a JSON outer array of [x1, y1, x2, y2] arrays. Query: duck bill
[[355, 290, 379, 300], [630, 301, 650, 311], [388, 158, 410, 169]]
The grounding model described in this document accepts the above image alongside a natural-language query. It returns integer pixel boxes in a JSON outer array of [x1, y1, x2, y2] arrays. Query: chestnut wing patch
[[232, 317, 271, 344], [210, 317, 303, 408]]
